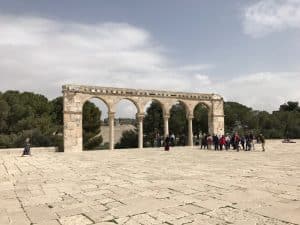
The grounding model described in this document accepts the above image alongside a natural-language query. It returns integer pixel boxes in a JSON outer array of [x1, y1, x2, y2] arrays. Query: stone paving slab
[[0, 140, 299, 225]]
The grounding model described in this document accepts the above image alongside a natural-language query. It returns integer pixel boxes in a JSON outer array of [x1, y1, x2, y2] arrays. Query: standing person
[[245, 134, 251, 151], [201, 133, 207, 149], [213, 134, 219, 150], [249, 132, 255, 150], [170, 133, 176, 146], [22, 138, 31, 156], [207, 134, 213, 150], [234, 132, 240, 151], [219, 135, 226, 150], [240, 136, 245, 150], [164, 135, 170, 151], [258, 134, 266, 152], [230, 135, 235, 149], [225, 134, 230, 150]]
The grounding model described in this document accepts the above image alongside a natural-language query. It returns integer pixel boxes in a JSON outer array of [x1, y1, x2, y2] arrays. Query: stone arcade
[[63, 85, 224, 152]]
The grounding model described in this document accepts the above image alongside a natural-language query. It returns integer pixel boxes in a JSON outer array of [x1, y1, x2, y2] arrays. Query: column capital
[[136, 113, 145, 121], [108, 112, 115, 118], [187, 113, 194, 120], [163, 113, 170, 119]]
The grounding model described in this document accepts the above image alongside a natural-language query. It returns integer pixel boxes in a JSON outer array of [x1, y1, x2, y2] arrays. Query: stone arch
[[167, 100, 190, 146], [192, 101, 211, 112], [192, 101, 211, 138], [177, 100, 191, 115], [142, 98, 166, 147], [142, 98, 166, 114], [81, 95, 111, 112], [63, 85, 224, 152], [82, 97, 108, 150], [112, 97, 141, 114]]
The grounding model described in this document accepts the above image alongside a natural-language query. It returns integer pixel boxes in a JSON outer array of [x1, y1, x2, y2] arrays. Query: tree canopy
[[0, 90, 299, 150]]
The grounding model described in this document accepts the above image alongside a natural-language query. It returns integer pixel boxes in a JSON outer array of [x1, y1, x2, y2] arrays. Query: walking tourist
[[225, 134, 230, 150], [219, 135, 226, 150], [164, 135, 170, 151], [240, 136, 245, 150], [21, 138, 31, 156], [245, 134, 251, 151], [170, 133, 175, 146], [201, 133, 208, 149], [258, 133, 266, 152], [213, 134, 219, 150], [249, 132, 255, 150], [234, 132, 240, 151], [207, 134, 213, 150]]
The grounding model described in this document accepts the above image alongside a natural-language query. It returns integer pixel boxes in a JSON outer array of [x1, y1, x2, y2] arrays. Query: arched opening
[[114, 99, 138, 149], [193, 103, 209, 145], [82, 97, 109, 150], [143, 100, 164, 147], [169, 101, 188, 146]]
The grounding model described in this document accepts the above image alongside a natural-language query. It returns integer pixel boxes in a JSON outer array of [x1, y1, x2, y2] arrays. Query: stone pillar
[[212, 115, 225, 135], [108, 112, 115, 150], [136, 113, 144, 149], [187, 114, 194, 147], [211, 98, 225, 135], [163, 114, 170, 137], [208, 109, 213, 135], [63, 93, 83, 153]]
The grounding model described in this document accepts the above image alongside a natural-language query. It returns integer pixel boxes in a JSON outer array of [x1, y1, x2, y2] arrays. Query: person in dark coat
[[258, 134, 266, 152], [22, 138, 31, 156], [164, 135, 170, 151], [213, 134, 219, 150]]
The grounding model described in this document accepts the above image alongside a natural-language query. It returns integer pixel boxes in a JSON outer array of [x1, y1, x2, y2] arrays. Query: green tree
[[0, 98, 10, 133], [82, 101, 103, 150], [279, 101, 300, 112], [193, 104, 208, 135], [51, 97, 63, 125], [115, 129, 138, 149], [169, 103, 188, 145], [143, 101, 164, 146], [224, 102, 255, 134]]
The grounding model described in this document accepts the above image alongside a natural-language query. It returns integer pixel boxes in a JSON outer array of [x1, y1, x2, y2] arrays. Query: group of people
[[200, 132, 265, 152], [163, 132, 266, 152]]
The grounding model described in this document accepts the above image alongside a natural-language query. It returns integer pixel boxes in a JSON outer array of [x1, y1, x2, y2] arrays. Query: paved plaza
[[0, 140, 299, 225]]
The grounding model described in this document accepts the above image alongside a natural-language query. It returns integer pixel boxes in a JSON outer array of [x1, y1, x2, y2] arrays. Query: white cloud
[[179, 64, 214, 72], [194, 74, 211, 85], [0, 14, 299, 116], [0, 14, 211, 98], [243, 0, 300, 37], [217, 72, 300, 111]]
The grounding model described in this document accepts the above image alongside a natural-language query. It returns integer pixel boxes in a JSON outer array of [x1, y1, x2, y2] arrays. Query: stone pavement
[[0, 140, 299, 225]]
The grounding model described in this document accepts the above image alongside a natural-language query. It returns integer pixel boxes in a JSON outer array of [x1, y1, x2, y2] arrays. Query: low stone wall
[[0, 147, 58, 154]]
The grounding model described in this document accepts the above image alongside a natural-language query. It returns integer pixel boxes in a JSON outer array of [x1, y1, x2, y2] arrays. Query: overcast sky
[[1, 0, 300, 117]]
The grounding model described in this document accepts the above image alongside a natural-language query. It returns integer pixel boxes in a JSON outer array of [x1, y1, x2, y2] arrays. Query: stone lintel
[[62, 84, 217, 101]]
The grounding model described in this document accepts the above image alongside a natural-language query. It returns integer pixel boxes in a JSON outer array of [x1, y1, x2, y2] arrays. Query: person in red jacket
[[234, 132, 240, 151], [219, 135, 226, 150]]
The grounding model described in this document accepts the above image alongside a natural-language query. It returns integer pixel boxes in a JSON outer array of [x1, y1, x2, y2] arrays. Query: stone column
[[108, 112, 115, 150], [163, 114, 170, 137], [208, 109, 213, 135], [212, 115, 225, 135], [136, 113, 144, 149], [187, 114, 194, 147], [211, 98, 225, 135], [63, 93, 83, 153]]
